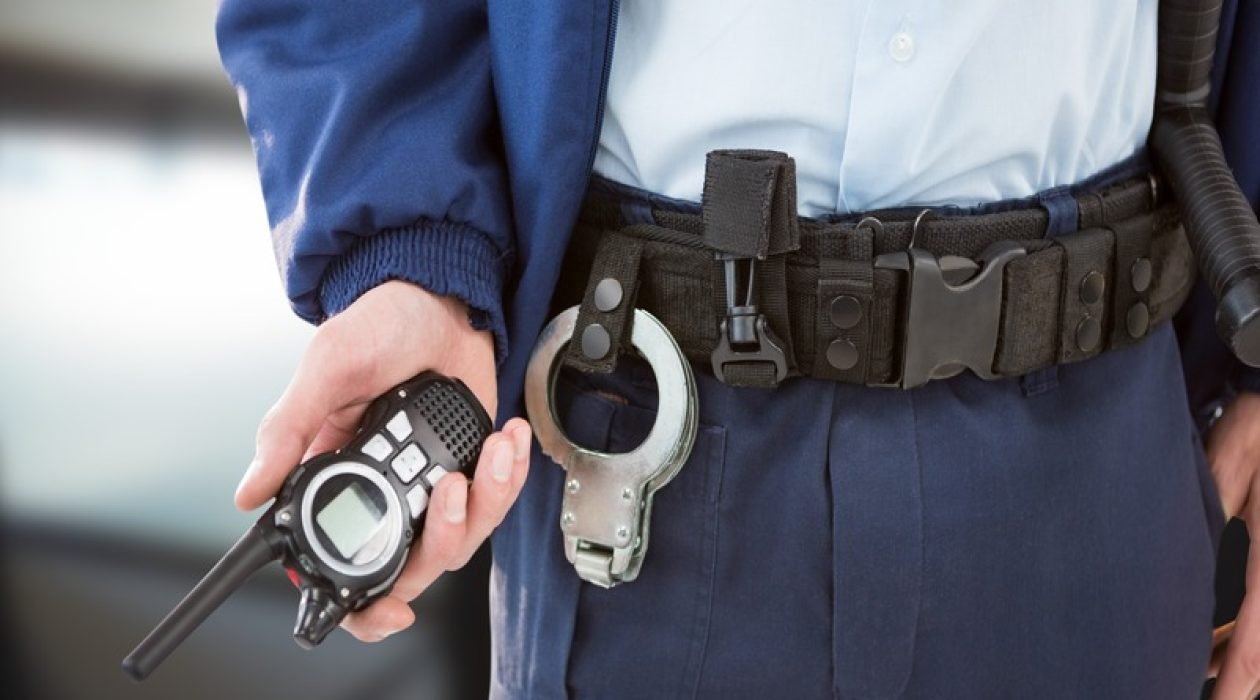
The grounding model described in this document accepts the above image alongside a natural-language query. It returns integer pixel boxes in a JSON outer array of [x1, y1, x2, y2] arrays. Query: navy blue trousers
[[490, 318, 1224, 698]]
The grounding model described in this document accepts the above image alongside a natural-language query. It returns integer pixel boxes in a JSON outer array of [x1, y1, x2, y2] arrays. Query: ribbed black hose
[[1150, 0, 1260, 366]]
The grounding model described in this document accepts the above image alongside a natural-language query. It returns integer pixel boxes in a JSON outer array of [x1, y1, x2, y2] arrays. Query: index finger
[[237, 333, 369, 510]]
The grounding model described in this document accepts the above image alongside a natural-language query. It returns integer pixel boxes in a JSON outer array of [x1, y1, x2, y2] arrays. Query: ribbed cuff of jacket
[[1232, 364, 1260, 395], [318, 221, 510, 366]]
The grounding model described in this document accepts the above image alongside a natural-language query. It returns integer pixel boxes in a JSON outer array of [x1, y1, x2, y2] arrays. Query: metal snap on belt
[[524, 306, 699, 588]]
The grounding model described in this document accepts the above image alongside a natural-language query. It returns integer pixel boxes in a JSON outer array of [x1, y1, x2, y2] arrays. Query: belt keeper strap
[[1077, 192, 1107, 230], [563, 232, 644, 374], [1054, 227, 1115, 363], [814, 224, 875, 382], [1108, 213, 1155, 349]]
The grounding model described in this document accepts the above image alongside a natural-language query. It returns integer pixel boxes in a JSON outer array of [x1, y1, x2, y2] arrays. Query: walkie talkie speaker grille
[[416, 380, 490, 468]]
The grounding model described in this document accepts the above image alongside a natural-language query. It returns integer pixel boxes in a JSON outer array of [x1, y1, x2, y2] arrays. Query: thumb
[[236, 341, 359, 511]]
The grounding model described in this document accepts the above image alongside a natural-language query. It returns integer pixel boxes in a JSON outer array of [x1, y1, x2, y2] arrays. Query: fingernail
[[514, 428, 530, 461], [492, 441, 513, 483], [236, 457, 261, 496], [445, 479, 467, 524]]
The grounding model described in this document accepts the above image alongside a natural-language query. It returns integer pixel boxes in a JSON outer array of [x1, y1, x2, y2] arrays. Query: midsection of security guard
[[489, 1, 1222, 698]]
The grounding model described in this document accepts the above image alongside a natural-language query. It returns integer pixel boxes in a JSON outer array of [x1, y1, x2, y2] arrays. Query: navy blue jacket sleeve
[[216, 0, 513, 361]]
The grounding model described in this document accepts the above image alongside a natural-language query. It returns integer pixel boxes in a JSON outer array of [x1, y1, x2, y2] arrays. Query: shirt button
[[889, 31, 915, 62]]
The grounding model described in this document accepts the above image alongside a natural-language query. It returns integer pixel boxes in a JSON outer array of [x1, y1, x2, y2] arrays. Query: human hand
[[237, 280, 531, 642], [1205, 392, 1260, 697]]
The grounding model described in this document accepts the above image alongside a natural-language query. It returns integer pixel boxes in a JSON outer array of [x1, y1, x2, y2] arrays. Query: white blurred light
[[0, 125, 313, 545]]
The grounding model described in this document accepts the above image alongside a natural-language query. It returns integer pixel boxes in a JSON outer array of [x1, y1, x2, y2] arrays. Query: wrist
[[369, 280, 492, 352], [316, 222, 510, 367], [380, 279, 474, 329]]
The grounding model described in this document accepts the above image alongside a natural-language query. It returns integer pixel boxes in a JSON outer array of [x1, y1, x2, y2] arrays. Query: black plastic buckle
[[873, 241, 1026, 388], [710, 256, 789, 386]]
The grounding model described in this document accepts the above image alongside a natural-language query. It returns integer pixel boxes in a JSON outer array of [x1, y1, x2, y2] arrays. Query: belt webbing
[[558, 155, 1194, 389]]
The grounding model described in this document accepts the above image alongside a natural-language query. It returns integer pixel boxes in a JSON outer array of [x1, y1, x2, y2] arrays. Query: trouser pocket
[[557, 365, 728, 699], [1189, 427, 1227, 551]]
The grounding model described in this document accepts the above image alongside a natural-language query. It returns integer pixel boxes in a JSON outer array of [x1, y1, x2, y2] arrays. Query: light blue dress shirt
[[594, 0, 1156, 217]]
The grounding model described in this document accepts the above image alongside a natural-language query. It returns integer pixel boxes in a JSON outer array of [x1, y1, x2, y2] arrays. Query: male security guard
[[216, 1, 1260, 697]]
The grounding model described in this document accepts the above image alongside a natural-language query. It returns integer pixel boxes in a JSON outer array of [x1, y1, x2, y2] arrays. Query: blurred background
[[0, 1, 490, 698]]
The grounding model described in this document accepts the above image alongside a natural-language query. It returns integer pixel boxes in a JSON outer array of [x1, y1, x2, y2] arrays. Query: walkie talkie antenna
[[122, 523, 282, 681]]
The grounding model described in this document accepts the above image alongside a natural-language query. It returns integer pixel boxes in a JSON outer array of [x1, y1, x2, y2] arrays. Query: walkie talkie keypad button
[[424, 465, 449, 489], [361, 434, 393, 462], [385, 411, 412, 442], [406, 483, 429, 518], [391, 444, 428, 483]]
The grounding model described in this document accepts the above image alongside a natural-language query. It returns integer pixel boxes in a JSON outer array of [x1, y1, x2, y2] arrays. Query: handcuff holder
[[528, 230, 698, 587], [526, 150, 802, 586], [527, 306, 698, 587]]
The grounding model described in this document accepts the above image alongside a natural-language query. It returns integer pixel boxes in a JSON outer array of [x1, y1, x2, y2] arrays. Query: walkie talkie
[[122, 371, 492, 681]]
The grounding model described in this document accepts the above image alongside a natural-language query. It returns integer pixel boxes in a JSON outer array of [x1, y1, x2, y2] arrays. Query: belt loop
[[702, 150, 800, 387], [563, 231, 645, 374], [1037, 185, 1080, 239]]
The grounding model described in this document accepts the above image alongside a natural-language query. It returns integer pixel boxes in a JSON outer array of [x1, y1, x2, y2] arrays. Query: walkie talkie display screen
[[316, 482, 385, 560]]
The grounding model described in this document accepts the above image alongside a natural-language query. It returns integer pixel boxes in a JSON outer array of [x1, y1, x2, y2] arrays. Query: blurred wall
[[0, 2, 488, 698]]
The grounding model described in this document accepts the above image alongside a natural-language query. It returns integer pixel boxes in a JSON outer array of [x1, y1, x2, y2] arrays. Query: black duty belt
[[555, 150, 1195, 389]]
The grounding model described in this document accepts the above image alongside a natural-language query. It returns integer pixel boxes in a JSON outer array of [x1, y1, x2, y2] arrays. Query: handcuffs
[[524, 306, 698, 587]]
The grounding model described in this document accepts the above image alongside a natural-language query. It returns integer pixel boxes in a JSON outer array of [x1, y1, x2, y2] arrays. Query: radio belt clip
[[710, 253, 789, 386], [701, 149, 800, 387], [525, 306, 699, 587]]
